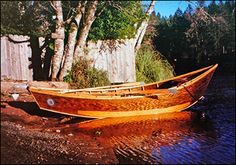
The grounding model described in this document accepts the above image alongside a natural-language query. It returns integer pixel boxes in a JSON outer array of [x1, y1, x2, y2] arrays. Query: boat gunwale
[[30, 65, 213, 92], [176, 64, 218, 90], [29, 89, 158, 100], [30, 81, 144, 92]]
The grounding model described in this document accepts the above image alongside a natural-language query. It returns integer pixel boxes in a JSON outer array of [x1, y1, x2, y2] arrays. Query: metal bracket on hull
[[168, 86, 177, 94]]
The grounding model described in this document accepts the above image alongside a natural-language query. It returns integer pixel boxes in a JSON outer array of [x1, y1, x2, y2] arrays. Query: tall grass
[[136, 45, 175, 83]]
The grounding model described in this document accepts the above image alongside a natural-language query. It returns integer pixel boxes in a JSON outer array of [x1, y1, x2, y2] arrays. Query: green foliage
[[153, 1, 235, 65], [63, 57, 111, 89], [48, 42, 54, 51], [1, 1, 23, 35], [89, 1, 145, 41], [136, 45, 175, 83], [1, 1, 145, 40], [1, 1, 54, 36], [154, 9, 191, 62]]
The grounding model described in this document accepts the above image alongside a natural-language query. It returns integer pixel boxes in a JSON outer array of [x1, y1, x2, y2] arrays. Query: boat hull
[[29, 64, 218, 118]]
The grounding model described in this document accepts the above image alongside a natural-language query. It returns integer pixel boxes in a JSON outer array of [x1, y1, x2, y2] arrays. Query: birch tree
[[56, 0, 103, 81], [50, 0, 156, 81], [50, 1, 64, 80], [134, 0, 156, 50], [73, 1, 99, 60], [58, 1, 86, 81]]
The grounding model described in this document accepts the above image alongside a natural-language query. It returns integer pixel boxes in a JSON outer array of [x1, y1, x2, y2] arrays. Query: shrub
[[136, 45, 175, 83], [63, 57, 111, 89]]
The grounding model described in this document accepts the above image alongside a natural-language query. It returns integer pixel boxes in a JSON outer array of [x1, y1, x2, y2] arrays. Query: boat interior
[[29, 65, 215, 99]]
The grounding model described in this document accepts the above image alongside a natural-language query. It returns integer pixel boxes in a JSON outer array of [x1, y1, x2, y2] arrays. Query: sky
[[151, 1, 212, 17], [154, 1, 189, 17]]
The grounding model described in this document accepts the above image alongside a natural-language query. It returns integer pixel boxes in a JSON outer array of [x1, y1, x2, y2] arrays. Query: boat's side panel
[[30, 86, 194, 118], [178, 64, 217, 100]]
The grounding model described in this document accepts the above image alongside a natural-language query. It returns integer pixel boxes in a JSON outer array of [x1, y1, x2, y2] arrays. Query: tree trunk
[[51, 1, 64, 81], [73, 0, 98, 62], [42, 38, 54, 80], [134, 0, 156, 51], [58, 2, 85, 81], [29, 36, 44, 81]]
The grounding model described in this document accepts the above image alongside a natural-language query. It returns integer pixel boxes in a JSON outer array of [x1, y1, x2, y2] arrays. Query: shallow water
[[58, 73, 235, 164]]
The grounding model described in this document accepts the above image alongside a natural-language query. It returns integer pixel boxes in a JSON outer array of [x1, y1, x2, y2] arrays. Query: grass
[[63, 57, 111, 89], [136, 45, 175, 83]]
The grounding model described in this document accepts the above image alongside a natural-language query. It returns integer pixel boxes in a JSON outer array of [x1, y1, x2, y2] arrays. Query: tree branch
[[134, 0, 156, 50], [64, 8, 76, 25], [95, 5, 106, 18], [111, 3, 140, 19], [50, 1, 57, 11], [186, 1, 217, 22]]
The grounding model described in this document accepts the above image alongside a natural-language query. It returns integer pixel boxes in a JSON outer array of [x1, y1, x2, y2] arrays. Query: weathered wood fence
[[87, 39, 136, 83], [1, 35, 33, 80], [1, 35, 136, 82]]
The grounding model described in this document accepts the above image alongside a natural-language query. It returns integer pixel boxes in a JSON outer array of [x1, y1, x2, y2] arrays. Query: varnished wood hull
[[29, 64, 218, 118]]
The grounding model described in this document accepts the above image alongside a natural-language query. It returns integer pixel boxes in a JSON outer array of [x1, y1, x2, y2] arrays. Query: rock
[[68, 133, 73, 136], [28, 81, 69, 89], [1, 81, 28, 95]]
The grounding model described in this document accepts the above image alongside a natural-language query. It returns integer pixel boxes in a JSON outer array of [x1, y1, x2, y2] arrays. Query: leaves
[[1, 1, 53, 36], [88, 1, 145, 41], [1, 1, 146, 40]]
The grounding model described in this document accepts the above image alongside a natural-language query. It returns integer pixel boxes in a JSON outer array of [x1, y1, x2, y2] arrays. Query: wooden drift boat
[[28, 64, 218, 118]]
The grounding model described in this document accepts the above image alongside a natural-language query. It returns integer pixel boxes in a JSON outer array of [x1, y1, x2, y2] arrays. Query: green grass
[[136, 45, 175, 83], [63, 57, 111, 89]]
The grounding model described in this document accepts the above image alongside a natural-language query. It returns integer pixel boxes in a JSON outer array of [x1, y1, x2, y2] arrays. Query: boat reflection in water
[[59, 111, 217, 164]]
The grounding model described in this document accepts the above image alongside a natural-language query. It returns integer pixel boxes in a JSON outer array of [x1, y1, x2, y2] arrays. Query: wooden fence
[[87, 39, 136, 83], [1, 35, 33, 80], [1, 35, 136, 82]]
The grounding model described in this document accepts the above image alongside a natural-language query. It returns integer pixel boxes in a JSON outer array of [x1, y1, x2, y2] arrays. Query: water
[[57, 74, 235, 164]]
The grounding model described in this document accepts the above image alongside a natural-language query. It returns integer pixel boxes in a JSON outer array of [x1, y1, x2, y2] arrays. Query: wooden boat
[[28, 64, 218, 118]]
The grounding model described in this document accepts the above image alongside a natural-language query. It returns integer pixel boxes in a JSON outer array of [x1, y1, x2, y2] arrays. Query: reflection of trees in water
[[59, 111, 217, 164]]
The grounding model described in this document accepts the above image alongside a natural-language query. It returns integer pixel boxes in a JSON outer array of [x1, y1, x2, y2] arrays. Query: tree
[[1, 1, 157, 81], [1, 1, 54, 80], [1, 1, 53, 36], [134, 0, 156, 50], [58, 1, 87, 81], [50, 0, 155, 81], [50, 1, 65, 81], [153, 1, 235, 67]]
